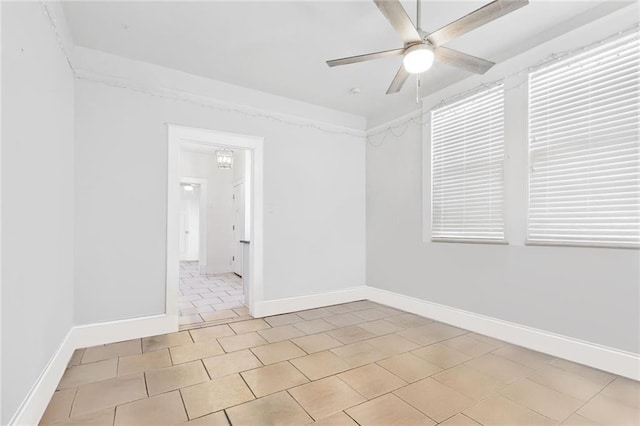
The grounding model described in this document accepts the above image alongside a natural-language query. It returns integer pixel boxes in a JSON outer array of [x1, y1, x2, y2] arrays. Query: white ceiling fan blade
[[386, 64, 410, 94], [326, 48, 404, 67], [373, 0, 422, 44], [435, 47, 495, 74], [428, 0, 529, 47]]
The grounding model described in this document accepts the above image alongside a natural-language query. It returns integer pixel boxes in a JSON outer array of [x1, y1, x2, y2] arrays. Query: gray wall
[[1, 3, 75, 423], [73, 75, 366, 325], [366, 109, 640, 355]]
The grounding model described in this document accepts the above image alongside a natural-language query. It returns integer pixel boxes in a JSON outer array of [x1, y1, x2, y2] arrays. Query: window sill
[[430, 238, 508, 245], [525, 240, 640, 250]]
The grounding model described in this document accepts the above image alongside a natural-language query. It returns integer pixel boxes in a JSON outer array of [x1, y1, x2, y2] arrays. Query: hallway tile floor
[[42, 301, 640, 425], [178, 262, 247, 327]]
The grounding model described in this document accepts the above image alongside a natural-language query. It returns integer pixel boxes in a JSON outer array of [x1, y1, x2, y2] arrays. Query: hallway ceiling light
[[216, 148, 234, 169], [183, 184, 194, 191]]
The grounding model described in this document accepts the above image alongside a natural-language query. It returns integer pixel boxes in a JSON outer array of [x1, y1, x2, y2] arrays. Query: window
[[431, 85, 505, 242], [528, 31, 640, 248]]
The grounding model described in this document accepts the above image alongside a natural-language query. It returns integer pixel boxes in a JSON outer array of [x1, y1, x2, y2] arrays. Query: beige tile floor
[[178, 262, 247, 327], [42, 301, 640, 425]]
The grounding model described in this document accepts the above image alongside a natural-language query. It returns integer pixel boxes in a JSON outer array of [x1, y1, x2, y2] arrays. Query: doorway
[[167, 125, 264, 328], [179, 183, 200, 261]]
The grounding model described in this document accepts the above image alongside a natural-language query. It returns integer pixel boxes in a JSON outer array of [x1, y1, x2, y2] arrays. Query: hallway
[[179, 262, 248, 327]]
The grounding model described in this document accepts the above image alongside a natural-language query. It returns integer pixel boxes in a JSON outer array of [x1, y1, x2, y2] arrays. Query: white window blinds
[[528, 30, 640, 248], [431, 85, 505, 241]]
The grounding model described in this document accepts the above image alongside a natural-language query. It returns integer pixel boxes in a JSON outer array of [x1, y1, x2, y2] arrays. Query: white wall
[[1, 2, 75, 423], [181, 151, 234, 273], [367, 6, 640, 354], [73, 48, 366, 325]]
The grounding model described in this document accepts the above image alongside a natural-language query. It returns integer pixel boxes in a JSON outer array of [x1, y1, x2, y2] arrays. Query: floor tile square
[[351, 309, 393, 322], [169, 341, 224, 364], [464, 353, 532, 384], [328, 326, 376, 344], [346, 394, 435, 426], [142, 332, 192, 352], [71, 374, 147, 417], [330, 342, 387, 367], [218, 332, 267, 352], [394, 378, 474, 422], [40, 388, 76, 425], [145, 361, 209, 395], [200, 310, 238, 322], [226, 391, 313, 425], [441, 334, 500, 358], [52, 408, 115, 426], [577, 394, 640, 425], [438, 413, 481, 426], [600, 376, 640, 408], [338, 364, 406, 399], [241, 361, 309, 397], [500, 378, 582, 422], [263, 313, 304, 327], [377, 353, 442, 383], [296, 308, 333, 320], [257, 325, 304, 343], [357, 319, 404, 336], [292, 319, 336, 334], [179, 411, 229, 425], [202, 349, 262, 378], [366, 334, 420, 355], [118, 349, 171, 376], [397, 322, 466, 346], [250, 340, 306, 365], [292, 333, 343, 353], [58, 358, 118, 390], [412, 343, 472, 369], [189, 325, 235, 342], [229, 319, 271, 334], [82, 339, 141, 364], [114, 390, 187, 425], [289, 376, 366, 420], [464, 394, 555, 426], [325, 313, 366, 327], [310, 411, 358, 426], [181, 374, 254, 419], [528, 364, 607, 401], [433, 365, 504, 400], [290, 351, 350, 380], [549, 359, 614, 386], [385, 313, 432, 329], [492, 344, 554, 369]]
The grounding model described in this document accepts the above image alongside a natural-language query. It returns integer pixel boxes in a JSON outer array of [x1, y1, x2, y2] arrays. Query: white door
[[232, 183, 244, 275], [180, 186, 200, 261]]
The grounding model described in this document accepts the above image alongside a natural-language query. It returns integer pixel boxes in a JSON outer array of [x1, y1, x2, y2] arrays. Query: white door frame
[[167, 124, 264, 321], [180, 177, 208, 274]]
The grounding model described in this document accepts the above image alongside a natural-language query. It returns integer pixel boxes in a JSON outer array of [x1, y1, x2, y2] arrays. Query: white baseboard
[[252, 286, 369, 318], [8, 331, 75, 426], [9, 314, 176, 426], [367, 287, 640, 381]]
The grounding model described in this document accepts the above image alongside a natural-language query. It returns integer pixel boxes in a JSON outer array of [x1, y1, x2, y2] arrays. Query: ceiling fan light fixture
[[403, 44, 434, 74]]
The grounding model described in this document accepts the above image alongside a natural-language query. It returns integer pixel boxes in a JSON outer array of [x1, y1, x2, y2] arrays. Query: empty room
[[1, 0, 638, 425]]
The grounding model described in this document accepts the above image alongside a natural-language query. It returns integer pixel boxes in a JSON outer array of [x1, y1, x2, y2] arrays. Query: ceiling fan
[[326, 0, 529, 94]]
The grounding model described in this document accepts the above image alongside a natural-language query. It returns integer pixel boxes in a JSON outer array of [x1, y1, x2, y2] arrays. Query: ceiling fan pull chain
[[416, 75, 422, 104]]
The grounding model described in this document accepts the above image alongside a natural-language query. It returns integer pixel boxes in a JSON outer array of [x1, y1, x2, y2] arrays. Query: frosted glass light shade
[[403, 45, 434, 74], [216, 148, 234, 169]]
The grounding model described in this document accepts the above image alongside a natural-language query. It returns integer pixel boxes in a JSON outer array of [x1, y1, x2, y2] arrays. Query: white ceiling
[[62, 1, 630, 126]]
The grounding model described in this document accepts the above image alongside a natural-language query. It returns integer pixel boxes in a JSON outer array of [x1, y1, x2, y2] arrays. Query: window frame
[[524, 30, 640, 250], [429, 84, 508, 244]]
